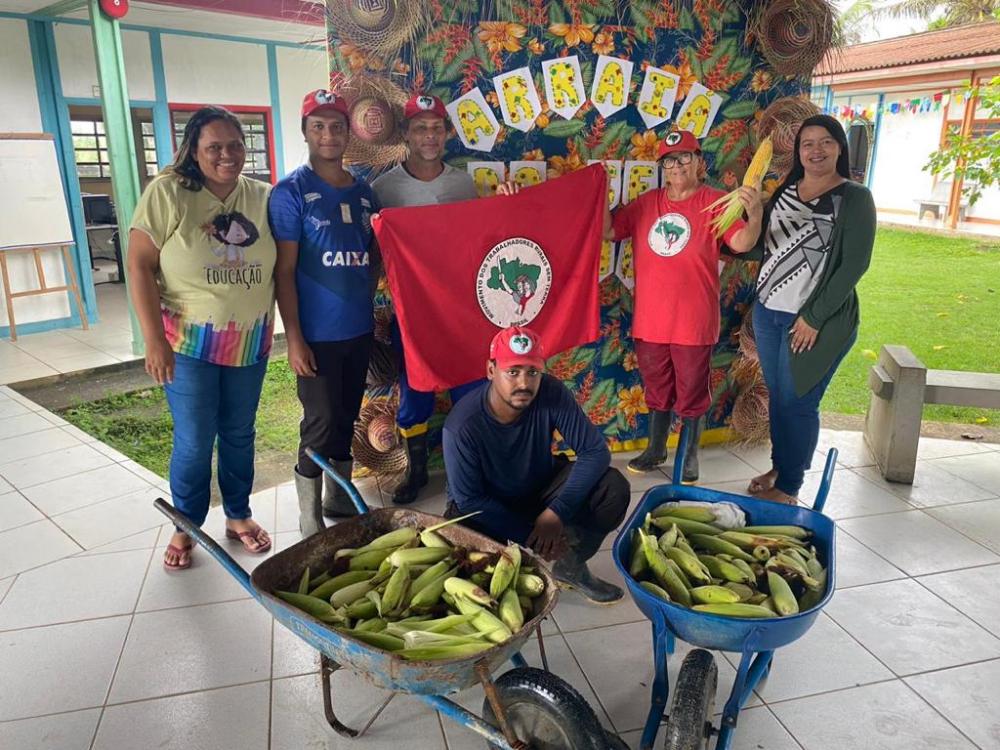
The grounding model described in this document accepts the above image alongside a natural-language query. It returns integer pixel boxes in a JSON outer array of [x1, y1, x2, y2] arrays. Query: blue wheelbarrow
[[155, 448, 626, 750], [612, 436, 838, 750]]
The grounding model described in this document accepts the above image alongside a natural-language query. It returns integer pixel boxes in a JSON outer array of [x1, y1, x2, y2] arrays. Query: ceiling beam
[[33, 0, 87, 17]]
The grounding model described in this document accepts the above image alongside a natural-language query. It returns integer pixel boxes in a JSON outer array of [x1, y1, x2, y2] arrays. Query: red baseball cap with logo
[[489, 326, 546, 369], [301, 89, 350, 119], [657, 129, 701, 159], [403, 94, 448, 121]]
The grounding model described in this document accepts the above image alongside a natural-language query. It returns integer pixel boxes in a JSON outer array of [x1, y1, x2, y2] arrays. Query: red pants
[[634, 340, 712, 417]]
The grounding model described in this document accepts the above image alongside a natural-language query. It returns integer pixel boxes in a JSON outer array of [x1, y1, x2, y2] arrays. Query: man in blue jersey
[[372, 94, 483, 506], [269, 89, 378, 537], [443, 326, 630, 604]]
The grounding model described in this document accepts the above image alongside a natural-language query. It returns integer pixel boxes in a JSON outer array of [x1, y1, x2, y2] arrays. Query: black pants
[[447, 456, 631, 542], [296, 333, 373, 478]]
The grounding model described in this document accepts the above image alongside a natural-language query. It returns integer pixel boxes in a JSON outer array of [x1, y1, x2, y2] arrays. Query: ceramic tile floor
[[1, 383, 999, 749], [0, 285, 139, 384]]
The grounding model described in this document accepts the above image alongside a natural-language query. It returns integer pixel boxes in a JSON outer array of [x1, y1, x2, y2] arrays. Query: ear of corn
[[381, 563, 410, 615], [489, 544, 521, 599], [389, 547, 452, 568], [275, 591, 344, 623], [330, 579, 376, 609], [310, 570, 375, 600], [297, 568, 311, 595], [338, 628, 405, 651], [498, 589, 524, 632], [514, 573, 545, 598], [410, 560, 452, 595], [444, 576, 494, 607], [703, 136, 772, 238]]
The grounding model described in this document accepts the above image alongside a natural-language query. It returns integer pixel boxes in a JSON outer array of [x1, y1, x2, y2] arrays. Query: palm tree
[[845, 0, 999, 32], [837, 0, 878, 44]]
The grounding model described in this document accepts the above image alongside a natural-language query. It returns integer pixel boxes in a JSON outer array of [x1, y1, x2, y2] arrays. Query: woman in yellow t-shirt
[[128, 106, 276, 571]]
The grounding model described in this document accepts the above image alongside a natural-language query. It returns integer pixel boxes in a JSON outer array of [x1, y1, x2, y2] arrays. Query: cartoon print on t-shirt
[[207, 212, 260, 267]]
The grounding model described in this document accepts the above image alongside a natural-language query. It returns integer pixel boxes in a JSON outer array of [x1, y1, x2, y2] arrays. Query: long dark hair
[[164, 106, 245, 191], [775, 114, 851, 197]]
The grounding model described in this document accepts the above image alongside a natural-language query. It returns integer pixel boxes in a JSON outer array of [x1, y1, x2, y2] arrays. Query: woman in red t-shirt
[[607, 130, 762, 482]]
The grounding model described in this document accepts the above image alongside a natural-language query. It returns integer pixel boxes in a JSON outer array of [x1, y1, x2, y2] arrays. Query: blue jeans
[[753, 302, 853, 496], [390, 319, 485, 431], [164, 354, 268, 527]]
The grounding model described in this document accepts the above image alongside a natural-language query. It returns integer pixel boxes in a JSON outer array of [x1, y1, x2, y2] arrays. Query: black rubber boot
[[295, 467, 324, 537], [552, 527, 624, 605], [322, 459, 358, 518], [628, 409, 672, 474], [393, 432, 428, 505], [681, 417, 704, 485]]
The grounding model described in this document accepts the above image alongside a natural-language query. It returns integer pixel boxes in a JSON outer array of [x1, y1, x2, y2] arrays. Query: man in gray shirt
[[372, 94, 483, 505]]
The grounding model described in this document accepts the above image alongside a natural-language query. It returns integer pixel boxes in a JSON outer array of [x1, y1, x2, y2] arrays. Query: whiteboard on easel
[[0, 134, 74, 250]]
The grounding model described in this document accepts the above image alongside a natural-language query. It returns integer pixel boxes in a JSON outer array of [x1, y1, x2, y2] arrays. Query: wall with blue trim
[[0, 12, 327, 339]]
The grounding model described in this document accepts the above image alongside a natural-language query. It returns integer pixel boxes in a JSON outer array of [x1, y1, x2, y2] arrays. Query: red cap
[[403, 94, 447, 121], [301, 89, 349, 119], [489, 326, 545, 369], [657, 129, 701, 159]]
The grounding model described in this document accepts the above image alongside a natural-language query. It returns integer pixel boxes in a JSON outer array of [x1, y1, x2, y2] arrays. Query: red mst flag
[[372, 163, 605, 391]]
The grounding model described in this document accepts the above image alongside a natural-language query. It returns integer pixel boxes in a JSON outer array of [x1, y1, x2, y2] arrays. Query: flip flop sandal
[[225, 526, 272, 554], [163, 542, 193, 571]]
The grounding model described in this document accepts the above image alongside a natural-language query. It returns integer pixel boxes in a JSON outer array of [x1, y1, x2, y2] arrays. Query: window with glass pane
[[72, 118, 110, 178], [139, 121, 159, 176], [171, 110, 271, 183]]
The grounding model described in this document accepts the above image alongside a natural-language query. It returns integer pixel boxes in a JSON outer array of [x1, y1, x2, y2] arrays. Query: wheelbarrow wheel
[[662, 649, 717, 750], [482, 666, 609, 750]]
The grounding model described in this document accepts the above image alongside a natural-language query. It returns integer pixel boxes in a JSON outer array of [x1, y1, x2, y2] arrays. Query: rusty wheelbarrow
[[155, 448, 627, 749]]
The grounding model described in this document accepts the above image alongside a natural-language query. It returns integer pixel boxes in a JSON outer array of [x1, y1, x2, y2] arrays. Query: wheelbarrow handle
[[811, 448, 838, 514], [305, 448, 370, 515], [153, 498, 257, 598]]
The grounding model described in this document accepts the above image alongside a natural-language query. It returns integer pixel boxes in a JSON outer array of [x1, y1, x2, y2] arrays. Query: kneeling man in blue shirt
[[443, 326, 630, 604]]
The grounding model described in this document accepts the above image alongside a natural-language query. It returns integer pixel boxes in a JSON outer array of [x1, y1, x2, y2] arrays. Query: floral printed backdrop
[[327, 0, 806, 458]]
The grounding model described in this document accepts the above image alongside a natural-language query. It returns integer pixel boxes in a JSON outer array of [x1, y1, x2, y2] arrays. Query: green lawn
[[61, 358, 301, 479], [824, 227, 1000, 426]]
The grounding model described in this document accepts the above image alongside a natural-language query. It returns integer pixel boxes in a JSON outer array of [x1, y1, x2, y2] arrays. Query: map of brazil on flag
[[372, 163, 606, 391]]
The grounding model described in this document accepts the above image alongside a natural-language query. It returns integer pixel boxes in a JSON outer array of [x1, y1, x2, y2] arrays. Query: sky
[[835, 0, 941, 42]]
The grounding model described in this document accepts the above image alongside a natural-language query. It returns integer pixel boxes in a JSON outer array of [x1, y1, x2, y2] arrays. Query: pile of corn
[[628, 504, 826, 618], [704, 136, 773, 238], [274, 518, 545, 660]]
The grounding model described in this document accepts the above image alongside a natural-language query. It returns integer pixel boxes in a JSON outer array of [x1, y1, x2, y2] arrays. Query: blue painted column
[[87, 0, 143, 353], [25, 19, 97, 328], [148, 30, 174, 168], [867, 93, 885, 189], [266, 42, 286, 179]]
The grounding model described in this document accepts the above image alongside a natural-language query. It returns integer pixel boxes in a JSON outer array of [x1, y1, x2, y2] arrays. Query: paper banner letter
[[675, 83, 723, 139], [636, 66, 680, 129], [467, 161, 506, 197], [447, 89, 500, 152], [623, 160, 658, 203], [542, 55, 586, 120], [590, 55, 633, 119], [509, 160, 546, 187], [493, 67, 542, 133], [589, 159, 623, 209]]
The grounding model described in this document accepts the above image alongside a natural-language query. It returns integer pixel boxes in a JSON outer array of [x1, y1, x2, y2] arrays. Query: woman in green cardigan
[[748, 114, 877, 504]]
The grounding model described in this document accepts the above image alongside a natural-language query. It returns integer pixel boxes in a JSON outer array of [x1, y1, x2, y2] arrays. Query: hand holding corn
[[705, 136, 772, 238]]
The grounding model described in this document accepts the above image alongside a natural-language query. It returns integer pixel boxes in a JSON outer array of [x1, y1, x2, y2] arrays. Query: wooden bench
[[864, 345, 1000, 483]]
